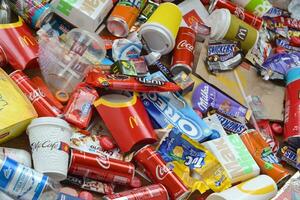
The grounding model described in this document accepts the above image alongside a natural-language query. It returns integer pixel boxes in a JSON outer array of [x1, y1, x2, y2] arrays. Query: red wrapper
[[103, 184, 169, 200], [257, 120, 279, 154], [85, 70, 181, 93], [64, 83, 99, 129], [9, 70, 62, 117], [272, 17, 300, 31]]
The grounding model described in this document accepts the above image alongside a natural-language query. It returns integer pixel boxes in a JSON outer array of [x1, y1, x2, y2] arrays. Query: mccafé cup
[[205, 9, 259, 53]]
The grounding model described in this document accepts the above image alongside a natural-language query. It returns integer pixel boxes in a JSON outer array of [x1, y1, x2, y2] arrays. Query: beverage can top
[[286, 67, 300, 85]]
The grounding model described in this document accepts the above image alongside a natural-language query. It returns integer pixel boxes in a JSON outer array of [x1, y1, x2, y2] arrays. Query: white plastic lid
[[27, 117, 72, 133], [204, 9, 231, 40], [139, 23, 175, 55]]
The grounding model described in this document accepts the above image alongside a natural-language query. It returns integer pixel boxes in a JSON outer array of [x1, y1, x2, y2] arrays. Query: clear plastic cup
[[38, 28, 106, 94]]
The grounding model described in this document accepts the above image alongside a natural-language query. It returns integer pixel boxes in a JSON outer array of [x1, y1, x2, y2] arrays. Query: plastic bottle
[[0, 154, 61, 200], [0, 0, 11, 24]]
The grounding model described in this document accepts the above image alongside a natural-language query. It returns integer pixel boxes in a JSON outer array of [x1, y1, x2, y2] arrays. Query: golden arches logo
[[129, 116, 139, 128], [188, 16, 199, 25], [18, 36, 36, 47]]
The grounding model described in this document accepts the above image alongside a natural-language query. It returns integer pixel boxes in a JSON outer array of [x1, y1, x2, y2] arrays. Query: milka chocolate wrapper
[[192, 82, 248, 119], [262, 52, 300, 77]]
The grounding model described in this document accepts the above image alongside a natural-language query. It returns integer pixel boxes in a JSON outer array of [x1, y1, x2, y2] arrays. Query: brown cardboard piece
[[190, 40, 285, 121]]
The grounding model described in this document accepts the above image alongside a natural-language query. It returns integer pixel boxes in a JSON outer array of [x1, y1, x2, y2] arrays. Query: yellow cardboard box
[[0, 68, 37, 143]]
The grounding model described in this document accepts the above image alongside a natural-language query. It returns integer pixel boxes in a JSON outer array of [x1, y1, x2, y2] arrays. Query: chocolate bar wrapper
[[70, 132, 123, 160], [62, 175, 114, 194], [192, 82, 248, 119]]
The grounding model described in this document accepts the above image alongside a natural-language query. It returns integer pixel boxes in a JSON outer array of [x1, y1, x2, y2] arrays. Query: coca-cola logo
[[96, 154, 110, 169], [234, 7, 245, 20], [27, 88, 45, 102], [31, 140, 59, 151], [155, 165, 170, 180], [177, 40, 194, 52]]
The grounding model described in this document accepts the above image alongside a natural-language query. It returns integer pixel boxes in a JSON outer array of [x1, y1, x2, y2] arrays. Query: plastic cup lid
[[139, 23, 175, 55], [204, 9, 231, 40], [27, 117, 72, 133]]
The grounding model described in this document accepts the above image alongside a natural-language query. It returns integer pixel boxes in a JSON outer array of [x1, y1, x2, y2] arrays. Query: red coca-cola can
[[9, 70, 62, 117], [103, 184, 169, 200], [209, 0, 263, 30], [68, 149, 135, 185], [133, 145, 189, 200], [284, 68, 300, 143], [171, 27, 196, 75]]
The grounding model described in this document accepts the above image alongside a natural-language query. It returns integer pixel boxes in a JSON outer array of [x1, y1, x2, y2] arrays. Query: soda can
[[7, 0, 52, 29], [68, 149, 135, 185], [240, 130, 290, 188], [285, 68, 300, 143], [107, 0, 147, 37], [9, 70, 62, 117], [103, 184, 169, 200], [133, 145, 189, 200], [171, 26, 196, 75], [209, 0, 263, 30]]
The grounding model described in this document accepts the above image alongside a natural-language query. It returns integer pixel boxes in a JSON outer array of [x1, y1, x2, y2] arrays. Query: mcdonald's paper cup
[[232, 0, 272, 17], [139, 2, 182, 55], [205, 9, 259, 53], [27, 117, 72, 181], [207, 175, 278, 200]]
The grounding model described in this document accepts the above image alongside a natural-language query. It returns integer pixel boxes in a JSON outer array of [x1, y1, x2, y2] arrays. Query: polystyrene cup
[[27, 117, 73, 181]]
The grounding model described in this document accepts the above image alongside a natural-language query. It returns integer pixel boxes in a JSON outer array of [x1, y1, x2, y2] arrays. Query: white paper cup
[[207, 175, 278, 200], [27, 117, 72, 181]]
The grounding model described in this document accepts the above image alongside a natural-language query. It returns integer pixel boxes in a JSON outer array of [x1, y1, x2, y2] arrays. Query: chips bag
[[158, 128, 231, 194]]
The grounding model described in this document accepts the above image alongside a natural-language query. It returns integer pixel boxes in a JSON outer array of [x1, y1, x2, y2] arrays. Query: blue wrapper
[[261, 52, 300, 76], [158, 128, 207, 169], [140, 72, 216, 142]]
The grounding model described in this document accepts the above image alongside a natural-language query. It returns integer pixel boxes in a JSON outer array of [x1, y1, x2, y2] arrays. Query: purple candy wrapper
[[192, 82, 248, 119], [276, 38, 300, 52], [262, 52, 300, 76]]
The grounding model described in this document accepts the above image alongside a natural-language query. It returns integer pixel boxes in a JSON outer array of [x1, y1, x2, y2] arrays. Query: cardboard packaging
[[51, 0, 114, 32], [0, 68, 37, 143], [191, 40, 285, 121], [203, 134, 260, 184]]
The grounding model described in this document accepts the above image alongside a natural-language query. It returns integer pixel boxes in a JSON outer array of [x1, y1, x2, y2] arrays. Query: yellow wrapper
[[0, 68, 37, 143], [159, 130, 232, 194]]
